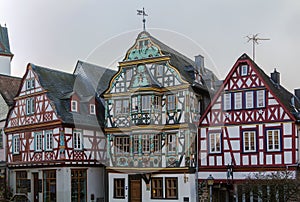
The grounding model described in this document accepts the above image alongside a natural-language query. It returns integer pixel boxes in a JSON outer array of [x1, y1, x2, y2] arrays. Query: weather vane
[[137, 8, 148, 31], [246, 34, 270, 61]]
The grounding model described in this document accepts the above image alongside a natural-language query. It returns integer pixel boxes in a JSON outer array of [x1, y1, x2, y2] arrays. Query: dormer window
[[90, 104, 96, 115], [240, 65, 248, 76], [26, 79, 35, 90], [71, 100, 78, 112]]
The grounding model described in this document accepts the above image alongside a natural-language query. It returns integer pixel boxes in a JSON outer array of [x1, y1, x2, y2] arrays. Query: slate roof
[[0, 25, 13, 56], [0, 74, 21, 106], [31, 61, 116, 128]]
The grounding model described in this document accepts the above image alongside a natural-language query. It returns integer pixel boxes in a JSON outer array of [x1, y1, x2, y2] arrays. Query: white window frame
[[234, 92, 242, 110], [71, 100, 78, 112], [89, 104, 96, 115], [223, 93, 231, 111], [34, 132, 43, 152], [126, 69, 132, 81], [12, 135, 20, 154], [245, 91, 254, 109], [167, 95, 176, 111], [142, 95, 151, 111], [156, 65, 163, 77], [167, 134, 177, 153], [73, 130, 83, 150], [26, 98, 35, 115], [240, 65, 248, 76], [142, 134, 150, 154], [26, 79, 35, 90], [209, 133, 221, 153], [45, 130, 53, 151], [131, 96, 139, 112], [243, 131, 256, 152], [256, 90, 265, 108], [266, 129, 280, 152]]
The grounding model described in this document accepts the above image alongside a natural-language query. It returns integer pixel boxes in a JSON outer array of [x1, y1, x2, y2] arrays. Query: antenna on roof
[[137, 7, 148, 31], [246, 33, 270, 61]]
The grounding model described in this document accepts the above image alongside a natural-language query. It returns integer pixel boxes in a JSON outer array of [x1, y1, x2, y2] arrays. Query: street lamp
[[207, 174, 214, 202]]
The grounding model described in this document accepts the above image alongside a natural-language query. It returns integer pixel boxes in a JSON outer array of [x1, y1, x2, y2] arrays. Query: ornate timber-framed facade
[[198, 54, 300, 201], [103, 31, 218, 202], [5, 61, 115, 202]]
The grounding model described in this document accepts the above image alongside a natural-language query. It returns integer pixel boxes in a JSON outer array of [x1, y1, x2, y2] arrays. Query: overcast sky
[[0, 0, 299, 92]]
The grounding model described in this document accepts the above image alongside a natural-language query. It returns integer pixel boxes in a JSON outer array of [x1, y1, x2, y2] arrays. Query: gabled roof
[[0, 25, 13, 56], [199, 53, 300, 125], [123, 31, 219, 91], [0, 74, 21, 106], [31, 61, 116, 127]]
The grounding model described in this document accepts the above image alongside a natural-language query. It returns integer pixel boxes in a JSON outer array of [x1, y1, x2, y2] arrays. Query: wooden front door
[[129, 175, 141, 202], [33, 173, 39, 202]]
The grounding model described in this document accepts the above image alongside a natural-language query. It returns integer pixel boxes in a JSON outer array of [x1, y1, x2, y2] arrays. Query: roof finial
[[137, 7, 148, 31], [246, 33, 270, 61]]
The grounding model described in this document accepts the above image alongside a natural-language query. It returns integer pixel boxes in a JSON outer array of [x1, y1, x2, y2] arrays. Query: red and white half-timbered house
[[5, 61, 115, 202], [198, 53, 300, 201]]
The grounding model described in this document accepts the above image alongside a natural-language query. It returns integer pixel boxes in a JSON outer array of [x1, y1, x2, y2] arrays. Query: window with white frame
[[267, 129, 280, 151], [34, 132, 43, 152], [142, 134, 150, 154], [142, 95, 151, 111], [167, 95, 176, 111], [73, 130, 83, 150], [156, 65, 163, 77], [115, 99, 129, 115], [71, 100, 78, 112], [45, 130, 53, 151], [133, 135, 139, 153], [131, 96, 139, 112], [26, 78, 35, 90], [256, 90, 265, 108], [167, 134, 177, 153], [234, 92, 242, 110], [209, 133, 221, 153], [153, 96, 161, 111], [89, 104, 96, 115], [26, 98, 35, 115], [126, 69, 132, 81], [223, 93, 231, 110], [12, 135, 20, 154], [245, 91, 254, 109], [243, 131, 256, 152], [240, 65, 248, 76], [114, 136, 130, 154]]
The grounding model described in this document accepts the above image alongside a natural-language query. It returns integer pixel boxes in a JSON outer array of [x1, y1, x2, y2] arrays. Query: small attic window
[[26, 79, 35, 90], [240, 65, 248, 76], [90, 104, 96, 115], [71, 100, 78, 112]]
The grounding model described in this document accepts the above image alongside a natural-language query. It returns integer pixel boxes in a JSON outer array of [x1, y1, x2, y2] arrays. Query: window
[[131, 96, 139, 112], [165, 178, 178, 199], [12, 135, 20, 154], [71, 100, 78, 112], [89, 104, 96, 115], [16, 171, 28, 193], [153, 134, 161, 153], [167, 134, 177, 153], [73, 130, 83, 150], [142, 95, 151, 111], [234, 92, 242, 110], [26, 79, 35, 90], [142, 134, 150, 154], [151, 178, 163, 199], [156, 65, 163, 77], [0, 128, 3, 149], [34, 132, 43, 152], [115, 99, 129, 115], [245, 91, 254, 109], [223, 93, 231, 110], [243, 131, 256, 152], [167, 95, 176, 111], [71, 169, 87, 202], [240, 65, 248, 76], [114, 136, 130, 154], [26, 98, 35, 115], [114, 178, 125, 199], [153, 96, 161, 111], [126, 69, 132, 81], [209, 133, 221, 153], [45, 130, 53, 151], [43, 170, 56, 202], [256, 90, 265, 108], [133, 135, 139, 153], [267, 129, 280, 151]]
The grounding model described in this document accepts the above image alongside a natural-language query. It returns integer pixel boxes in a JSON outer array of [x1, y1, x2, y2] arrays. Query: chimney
[[195, 55, 205, 75], [271, 68, 280, 85]]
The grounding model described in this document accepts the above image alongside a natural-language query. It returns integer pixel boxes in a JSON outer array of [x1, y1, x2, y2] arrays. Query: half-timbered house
[[103, 31, 219, 202], [5, 61, 115, 202], [198, 53, 300, 201]]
